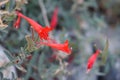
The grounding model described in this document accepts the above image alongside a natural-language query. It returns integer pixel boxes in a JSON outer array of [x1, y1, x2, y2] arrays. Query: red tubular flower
[[87, 49, 101, 73], [40, 40, 72, 55], [50, 7, 58, 30], [14, 15, 21, 29], [38, 26, 53, 40], [15, 11, 53, 40]]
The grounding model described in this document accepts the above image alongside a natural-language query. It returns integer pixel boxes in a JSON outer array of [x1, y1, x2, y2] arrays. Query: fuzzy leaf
[[0, 72, 3, 80], [24, 51, 39, 80], [3, 49, 14, 61], [9, 0, 15, 12], [101, 39, 109, 65], [11, 72, 16, 80], [25, 35, 38, 52], [38, 52, 45, 72]]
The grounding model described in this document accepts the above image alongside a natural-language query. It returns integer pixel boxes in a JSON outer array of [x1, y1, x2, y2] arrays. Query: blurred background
[[0, 0, 120, 80]]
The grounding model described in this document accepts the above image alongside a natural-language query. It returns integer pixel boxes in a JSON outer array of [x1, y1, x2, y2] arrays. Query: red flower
[[40, 40, 72, 55], [14, 15, 21, 29], [87, 49, 101, 73], [15, 11, 53, 40], [50, 7, 58, 30], [38, 26, 53, 40]]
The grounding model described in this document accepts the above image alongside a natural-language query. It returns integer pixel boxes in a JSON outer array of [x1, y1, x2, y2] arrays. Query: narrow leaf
[[0, 72, 3, 80], [101, 39, 109, 65], [38, 52, 46, 74]]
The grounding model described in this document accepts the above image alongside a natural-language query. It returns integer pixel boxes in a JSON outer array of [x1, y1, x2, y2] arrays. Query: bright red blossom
[[14, 11, 73, 60], [40, 40, 72, 55], [50, 7, 58, 30], [87, 49, 101, 73], [14, 15, 21, 29], [15, 11, 53, 40]]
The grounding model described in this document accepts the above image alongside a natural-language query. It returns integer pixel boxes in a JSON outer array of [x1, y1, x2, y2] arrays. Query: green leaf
[[101, 39, 109, 65], [0, 72, 3, 80], [11, 72, 16, 80], [9, 0, 15, 12], [38, 52, 45, 72], [24, 51, 39, 80], [3, 49, 14, 61], [25, 35, 38, 53], [15, 65, 27, 72]]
